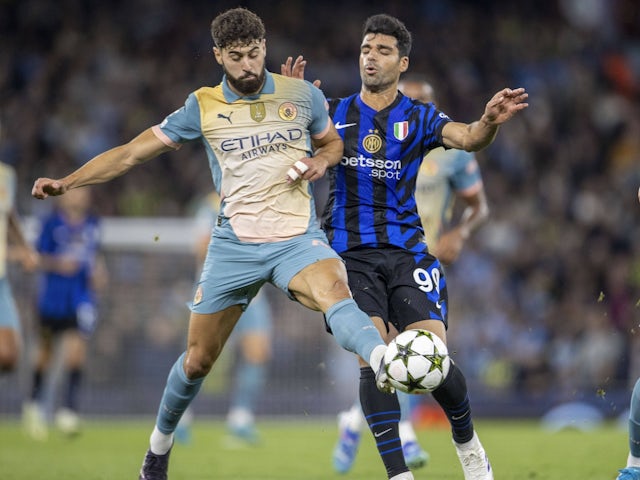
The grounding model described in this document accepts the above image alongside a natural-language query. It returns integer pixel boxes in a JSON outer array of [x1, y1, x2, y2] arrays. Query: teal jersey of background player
[[0, 162, 19, 329], [414, 147, 484, 248]]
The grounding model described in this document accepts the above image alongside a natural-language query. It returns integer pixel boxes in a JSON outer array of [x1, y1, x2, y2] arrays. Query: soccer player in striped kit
[[326, 74, 490, 474], [283, 13, 526, 480]]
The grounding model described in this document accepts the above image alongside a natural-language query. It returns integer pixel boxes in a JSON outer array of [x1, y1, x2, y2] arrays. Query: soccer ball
[[384, 329, 451, 394]]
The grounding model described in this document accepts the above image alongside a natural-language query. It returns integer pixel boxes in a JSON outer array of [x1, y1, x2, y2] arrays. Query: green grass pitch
[[0, 418, 627, 479]]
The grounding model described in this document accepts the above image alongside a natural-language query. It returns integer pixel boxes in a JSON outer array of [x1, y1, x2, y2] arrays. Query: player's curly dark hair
[[362, 14, 412, 58], [211, 7, 265, 49]]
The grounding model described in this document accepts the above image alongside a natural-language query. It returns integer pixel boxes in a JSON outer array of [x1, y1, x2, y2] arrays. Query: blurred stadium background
[[1, 0, 639, 426]]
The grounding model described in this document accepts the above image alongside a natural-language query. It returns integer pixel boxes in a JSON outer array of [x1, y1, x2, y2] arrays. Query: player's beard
[[361, 69, 395, 94], [224, 66, 266, 96]]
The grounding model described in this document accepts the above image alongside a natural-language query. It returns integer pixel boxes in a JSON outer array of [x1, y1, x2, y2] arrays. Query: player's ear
[[399, 56, 409, 74], [213, 47, 223, 65]]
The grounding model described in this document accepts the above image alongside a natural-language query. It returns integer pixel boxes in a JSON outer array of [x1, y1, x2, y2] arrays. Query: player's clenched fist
[[32, 178, 67, 199]]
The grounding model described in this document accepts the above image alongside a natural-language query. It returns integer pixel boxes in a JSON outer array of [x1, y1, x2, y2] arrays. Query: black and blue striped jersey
[[323, 92, 452, 256]]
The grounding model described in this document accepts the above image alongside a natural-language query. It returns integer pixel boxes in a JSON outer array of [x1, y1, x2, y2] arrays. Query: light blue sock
[[629, 378, 640, 457], [231, 361, 266, 412], [325, 298, 384, 363], [156, 352, 205, 434], [398, 391, 415, 422]]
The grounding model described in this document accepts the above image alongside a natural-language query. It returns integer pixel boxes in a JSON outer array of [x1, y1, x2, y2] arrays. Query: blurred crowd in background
[[1, 0, 640, 418]]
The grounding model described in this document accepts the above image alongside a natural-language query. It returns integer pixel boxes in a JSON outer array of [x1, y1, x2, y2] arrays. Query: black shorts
[[39, 303, 98, 338], [341, 246, 448, 333], [39, 315, 79, 335]]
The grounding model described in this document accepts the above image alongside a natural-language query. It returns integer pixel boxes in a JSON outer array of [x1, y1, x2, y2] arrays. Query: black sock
[[431, 363, 474, 444], [65, 369, 82, 411], [359, 367, 408, 478], [31, 370, 44, 402]]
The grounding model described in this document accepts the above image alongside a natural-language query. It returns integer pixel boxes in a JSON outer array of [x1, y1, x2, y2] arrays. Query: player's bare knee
[[0, 351, 18, 372], [183, 351, 216, 379]]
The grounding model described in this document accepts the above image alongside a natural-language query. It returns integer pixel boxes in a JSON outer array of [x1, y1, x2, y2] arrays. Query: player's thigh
[[268, 230, 349, 311], [405, 319, 447, 344], [287, 258, 352, 311], [184, 307, 243, 376], [389, 253, 448, 332]]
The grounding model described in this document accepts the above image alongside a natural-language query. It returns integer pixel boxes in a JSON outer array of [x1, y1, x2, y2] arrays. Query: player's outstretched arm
[[442, 87, 529, 152], [32, 128, 172, 199]]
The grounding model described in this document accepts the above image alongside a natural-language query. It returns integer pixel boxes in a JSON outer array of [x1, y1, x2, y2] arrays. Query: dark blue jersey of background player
[[36, 203, 101, 321], [323, 93, 451, 257]]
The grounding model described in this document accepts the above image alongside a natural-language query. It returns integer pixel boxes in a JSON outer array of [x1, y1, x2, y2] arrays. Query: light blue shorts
[[0, 277, 20, 330], [234, 290, 273, 337], [190, 218, 341, 314]]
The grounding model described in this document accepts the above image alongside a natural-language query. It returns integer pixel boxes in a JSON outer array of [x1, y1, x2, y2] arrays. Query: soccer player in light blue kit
[[31, 8, 394, 480], [328, 74, 489, 472], [616, 187, 640, 480], [0, 159, 38, 373], [618, 377, 640, 479]]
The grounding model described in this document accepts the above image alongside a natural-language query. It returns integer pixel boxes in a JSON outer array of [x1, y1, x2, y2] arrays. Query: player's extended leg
[[412, 319, 492, 480], [23, 325, 55, 441], [139, 306, 242, 480], [287, 258, 388, 374], [332, 399, 366, 473], [55, 330, 88, 436], [616, 378, 640, 480], [356, 315, 412, 480], [397, 391, 430, 469]]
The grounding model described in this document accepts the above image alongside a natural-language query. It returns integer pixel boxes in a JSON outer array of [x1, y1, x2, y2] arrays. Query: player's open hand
[[481, 87, 528, 125], [280, 55, 321, 88], [32, 178, 68, 199]]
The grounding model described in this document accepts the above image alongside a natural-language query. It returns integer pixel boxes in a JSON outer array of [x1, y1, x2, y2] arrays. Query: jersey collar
[[221, 70, 274, 102]]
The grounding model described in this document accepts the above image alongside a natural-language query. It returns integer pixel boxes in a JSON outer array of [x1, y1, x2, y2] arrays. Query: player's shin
[[360, 367, 409, 479], [430, 363, 474, 443], [153, 352, 205, 452], [325, 298, 385, 366]]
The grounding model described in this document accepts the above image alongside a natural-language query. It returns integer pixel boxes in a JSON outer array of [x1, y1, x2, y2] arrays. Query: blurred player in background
[[23, 187, 107, 439], [616, 188, 640, 480], [176, 191, 273, 446], [618, 377, 640, 479], [329, 74, 489, 473], [31, 8, 392, 480], [283, 12, 526, 479], [0, 157, 39, 373]]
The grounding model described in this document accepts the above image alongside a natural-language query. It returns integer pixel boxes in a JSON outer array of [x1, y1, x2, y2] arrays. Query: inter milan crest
[[393, 121, 408, 140], [250, 103, 266, 122], [278, 102, 298, 121], [362, 130, 382, 154]]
